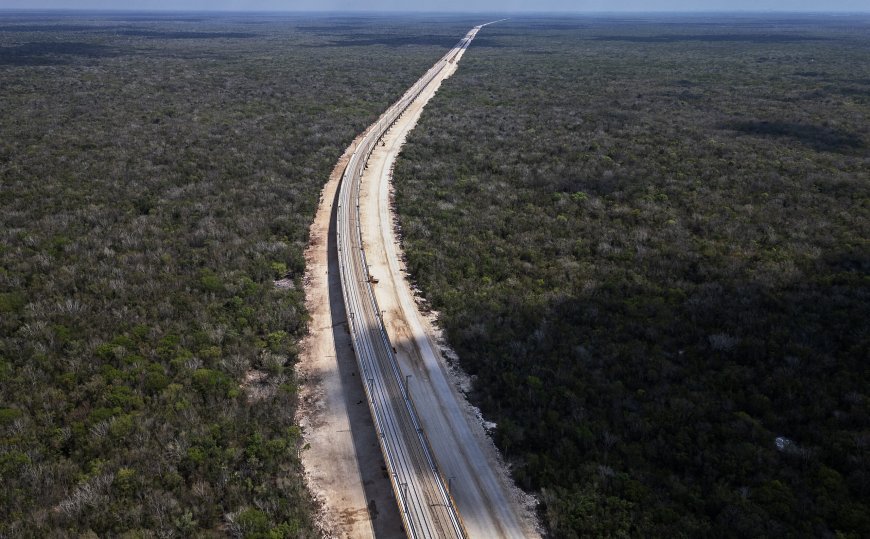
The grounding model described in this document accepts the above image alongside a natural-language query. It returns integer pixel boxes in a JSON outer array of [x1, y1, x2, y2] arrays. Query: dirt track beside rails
[[356, 43, 541, 539], [297, 138, 403, 538]]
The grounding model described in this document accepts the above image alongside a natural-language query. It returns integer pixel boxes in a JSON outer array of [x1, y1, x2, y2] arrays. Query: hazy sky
[[1, 1, 867, 12]]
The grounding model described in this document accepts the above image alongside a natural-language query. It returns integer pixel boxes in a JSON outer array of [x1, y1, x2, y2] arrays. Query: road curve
[[335, 24, 503, 538]]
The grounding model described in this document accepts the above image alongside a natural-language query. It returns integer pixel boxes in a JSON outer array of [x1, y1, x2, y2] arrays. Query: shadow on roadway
[[327, 181, 404, 538]]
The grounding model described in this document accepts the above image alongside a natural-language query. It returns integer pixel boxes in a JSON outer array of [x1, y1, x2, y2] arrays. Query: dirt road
[[357, 28, 541, 539]]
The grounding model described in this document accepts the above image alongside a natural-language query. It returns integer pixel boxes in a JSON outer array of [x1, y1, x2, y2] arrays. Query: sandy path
[[297, 140, 403, 538], [357, 40, 542, 538]]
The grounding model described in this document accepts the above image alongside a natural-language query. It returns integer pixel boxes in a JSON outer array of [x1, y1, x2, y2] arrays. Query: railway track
[[335, 25, 487, 539]]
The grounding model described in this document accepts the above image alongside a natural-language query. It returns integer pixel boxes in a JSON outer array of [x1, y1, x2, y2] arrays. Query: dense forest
[[0, 12, 475, 537], [394, 15, 870, 537]]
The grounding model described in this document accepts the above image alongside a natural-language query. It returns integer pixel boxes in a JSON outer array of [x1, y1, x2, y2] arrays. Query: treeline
[[0, 13, 472, 537], [394, 16, 869, 537]]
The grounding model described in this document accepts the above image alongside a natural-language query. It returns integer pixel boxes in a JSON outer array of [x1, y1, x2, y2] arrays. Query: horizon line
[[1, 8, 870, 15]]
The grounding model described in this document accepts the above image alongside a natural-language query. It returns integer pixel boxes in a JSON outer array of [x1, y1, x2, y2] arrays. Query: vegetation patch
[[394, 14, 870, 537], [0, 12, 476, 537]]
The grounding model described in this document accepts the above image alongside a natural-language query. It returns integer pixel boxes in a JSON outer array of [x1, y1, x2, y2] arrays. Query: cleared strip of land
[[333, 27, 482, 539], [356, 26, 540, 539], [301, 21, 539, 538]]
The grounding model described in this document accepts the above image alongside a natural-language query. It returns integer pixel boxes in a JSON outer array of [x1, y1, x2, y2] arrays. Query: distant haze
[[1, 1, 868, 12]]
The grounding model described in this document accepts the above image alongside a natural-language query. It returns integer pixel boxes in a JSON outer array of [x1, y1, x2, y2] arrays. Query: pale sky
[[0, 1, 867, 12]]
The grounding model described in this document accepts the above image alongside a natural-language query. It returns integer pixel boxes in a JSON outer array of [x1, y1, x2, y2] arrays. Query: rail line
[[335, 24, 490, 539]]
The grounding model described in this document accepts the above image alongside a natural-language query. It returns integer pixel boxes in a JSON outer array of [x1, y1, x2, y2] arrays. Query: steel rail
[[335, 25, 485, 539]]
